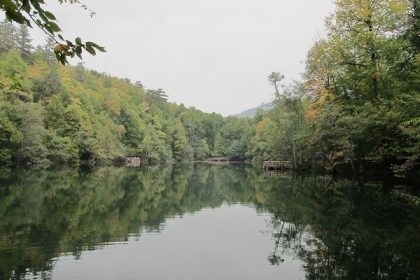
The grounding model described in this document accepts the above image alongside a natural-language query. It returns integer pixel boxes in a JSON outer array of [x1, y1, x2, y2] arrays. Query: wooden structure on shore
[[125, 157, 141, 167], [263, 161, 293, 170], [205, 157, 230, 163]]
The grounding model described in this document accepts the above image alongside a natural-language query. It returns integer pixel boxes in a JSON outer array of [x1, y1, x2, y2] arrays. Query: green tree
[[0, 96, 20, 163], [0, 19, 17, 53], [16, 102, 49, 166], [195, 139, 210, 160], [16, 24, 32, 62], [141, 127, 172, 163], [170, 121, 191, 161], [0, 50, 31, 101], [32, 67, 63, 101], [324, 0, 414, 100], [299, 0, 419, 174], [268, 72, 284, 99]]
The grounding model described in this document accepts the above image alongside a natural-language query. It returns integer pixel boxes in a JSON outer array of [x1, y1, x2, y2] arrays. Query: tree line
[[0, 0, 419, 176], [251, 0, 419, 176], [0, 19, 255, 166]]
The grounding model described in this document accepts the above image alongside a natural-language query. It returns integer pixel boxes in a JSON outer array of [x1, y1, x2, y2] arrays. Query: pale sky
[[29, 0, 335, 116]]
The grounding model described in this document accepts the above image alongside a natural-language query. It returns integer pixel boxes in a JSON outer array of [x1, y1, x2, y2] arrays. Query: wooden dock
[[263, 161, 292, 170], [206, 157, 230, 163]]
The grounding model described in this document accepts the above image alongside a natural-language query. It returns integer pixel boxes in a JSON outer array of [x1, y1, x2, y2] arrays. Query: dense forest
[[252, 0, 420, 176], [0, 0, 419, 176], [0, 21, 254, 165]]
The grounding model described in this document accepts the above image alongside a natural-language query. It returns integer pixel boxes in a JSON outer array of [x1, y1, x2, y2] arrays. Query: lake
[[0, 164, 419, 279]]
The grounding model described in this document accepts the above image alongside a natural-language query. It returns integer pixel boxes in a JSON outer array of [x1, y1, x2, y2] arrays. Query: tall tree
[[324, 0, 414, 100], [268, 72, 284, 99], [17, 24, 32, 62], [16, 102, 50, 166], [0, 19, 17, 53], [43, 37, 57, 62]]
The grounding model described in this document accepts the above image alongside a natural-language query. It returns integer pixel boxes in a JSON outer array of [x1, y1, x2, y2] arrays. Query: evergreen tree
[[43, 37, 57, 62], [16, 102, 50, 166], [17, 24, 32, 62], [0, 19, 17, 53]]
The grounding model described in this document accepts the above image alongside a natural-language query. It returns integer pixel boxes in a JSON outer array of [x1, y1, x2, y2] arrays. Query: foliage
[[0, 0, 105, 64], [250, 0, 419, 175], [0, 0, 418, 173], [0, 25, 262, 166]]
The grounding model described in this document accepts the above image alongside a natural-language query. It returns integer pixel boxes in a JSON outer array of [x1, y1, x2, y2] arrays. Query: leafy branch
[[0, 0, 105, 64]]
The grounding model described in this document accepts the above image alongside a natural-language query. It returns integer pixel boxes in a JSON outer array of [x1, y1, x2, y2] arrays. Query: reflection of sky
[[50, 205, 304, 280]]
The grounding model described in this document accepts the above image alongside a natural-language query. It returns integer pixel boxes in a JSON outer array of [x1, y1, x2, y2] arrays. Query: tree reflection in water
[[262, 175, 420, 279], [0, 165, 418, 279]]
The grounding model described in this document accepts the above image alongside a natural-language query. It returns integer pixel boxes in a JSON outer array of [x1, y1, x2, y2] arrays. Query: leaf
[[5, 10, 28, 25], [38, 12, 48, 22], [75, 37, 82, 46], [75, 46, 82, 54], [86, 41, 106, 52], [75, 51, 82, 59], [85, 45, 96, 55], [43, 11, 56, 20], [93, 45, 106, 52], [65, 40, 74, 47], [21, 0, 31, 13], [59, 54, 67, 65], [47, 21, 61, 33]]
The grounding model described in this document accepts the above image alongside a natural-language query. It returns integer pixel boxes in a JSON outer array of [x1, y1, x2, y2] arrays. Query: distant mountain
[[232, 103, 273, 118]]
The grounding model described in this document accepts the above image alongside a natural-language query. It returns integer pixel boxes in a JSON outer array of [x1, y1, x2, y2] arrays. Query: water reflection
[[263, 176, 420, 279], [0, 165, 418, 279]]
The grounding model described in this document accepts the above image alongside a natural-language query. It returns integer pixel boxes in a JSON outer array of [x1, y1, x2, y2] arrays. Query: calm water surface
[[0, 164, 419, 279]]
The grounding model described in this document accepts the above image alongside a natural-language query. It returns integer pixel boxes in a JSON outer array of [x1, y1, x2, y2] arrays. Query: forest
[[0, 22, 255, 165], [0, 0, 419, 176]]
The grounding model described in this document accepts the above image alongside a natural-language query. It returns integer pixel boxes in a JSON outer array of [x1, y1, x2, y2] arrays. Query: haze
[[31, 0, 334, 116]]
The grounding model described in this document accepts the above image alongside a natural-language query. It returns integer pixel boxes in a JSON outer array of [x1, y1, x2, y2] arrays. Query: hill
[[0, 47, 254, 166], [233, 103, 273, 118]]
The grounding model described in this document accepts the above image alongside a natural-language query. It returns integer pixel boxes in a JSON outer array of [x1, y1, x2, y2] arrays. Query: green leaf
[[93, 45, 106, 52], [59, 54, 67, 65], [86, 41, 106, 53], [75, 37, 82, 46], [75, 46, 82, 54], [65, 40, 74, 47], [85, 45, 96, 55], [75, 51, 82, 59], [43, 11, 56, 20], [21, 0, 31, 13], [39, 12, 48, 22], [47, 22, 61, 33]]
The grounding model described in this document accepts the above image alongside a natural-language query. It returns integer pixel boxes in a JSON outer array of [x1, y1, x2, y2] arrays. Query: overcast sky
[[30, 0, 335, 116]]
